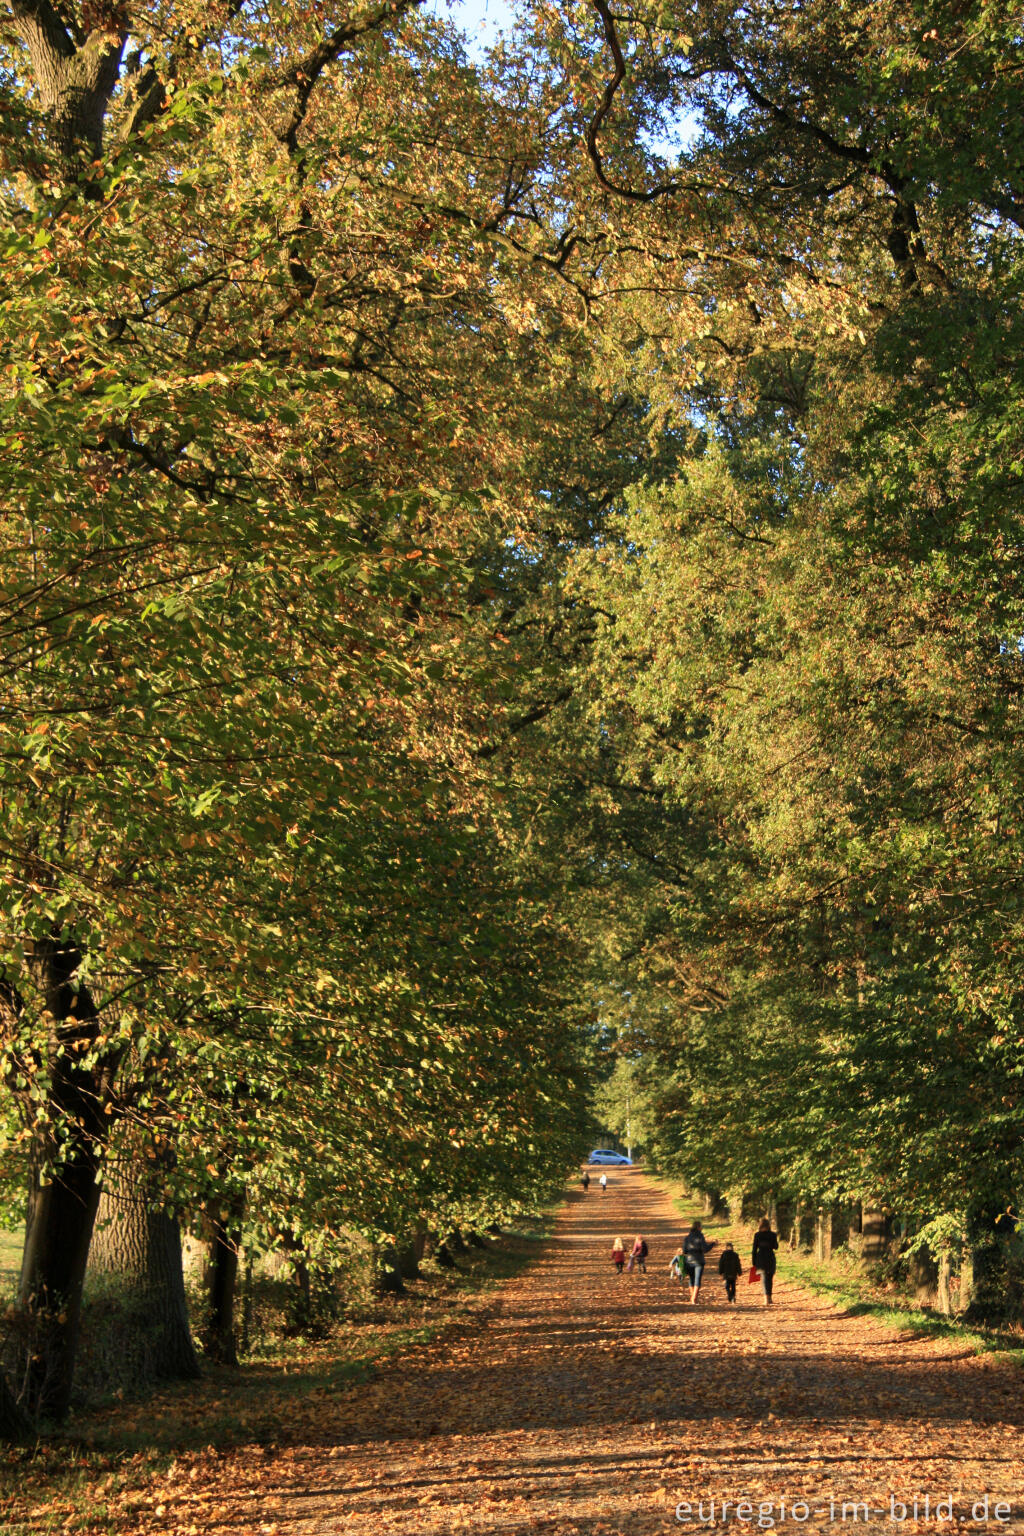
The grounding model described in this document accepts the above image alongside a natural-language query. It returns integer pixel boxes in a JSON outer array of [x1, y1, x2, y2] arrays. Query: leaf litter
[[7, 1171, 1024, 1533]]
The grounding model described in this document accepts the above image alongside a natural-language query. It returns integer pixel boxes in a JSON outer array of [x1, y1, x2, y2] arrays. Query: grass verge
[[781, 1246, 1024, 1364], [0, 1211, 557, 1536]]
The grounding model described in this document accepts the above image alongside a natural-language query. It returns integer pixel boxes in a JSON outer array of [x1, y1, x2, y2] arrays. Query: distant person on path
[[717, 1242, 742, 1302], [599, 1172, 608, 1193], [611, 1237, 626, 1275], [582, 1170, 590, 1193], [669, 1246, 684, 1281], [628, 1235, 648, 1273], [752, 1217, 779, 1307], [683, 1221, 714, 1305]]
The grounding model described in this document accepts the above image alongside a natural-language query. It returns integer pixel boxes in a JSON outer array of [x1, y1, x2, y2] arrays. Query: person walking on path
[[628, 1235, 648, 1273], [581, 1170, 590, 1193], [717, 1241, 742, 1302], [752, 1217, 779, 1306], [611, 1237, 626, 1275], [668, 1245, 684, 1281], [599, 1172, 608, 1193], [682, 1221, 714, 1304]]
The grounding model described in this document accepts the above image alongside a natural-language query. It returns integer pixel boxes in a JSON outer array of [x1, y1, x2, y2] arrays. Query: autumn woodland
[[0, 0, 1023, 1527]]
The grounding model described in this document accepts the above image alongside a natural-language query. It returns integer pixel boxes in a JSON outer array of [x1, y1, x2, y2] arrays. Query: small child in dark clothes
[[718, 1241, 743, 1302]]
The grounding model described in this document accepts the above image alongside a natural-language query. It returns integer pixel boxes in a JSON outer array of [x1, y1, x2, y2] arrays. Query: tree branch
[[272, 0, 426, 151], [473, 687, 574, 759], [586, 0, 679, 203]]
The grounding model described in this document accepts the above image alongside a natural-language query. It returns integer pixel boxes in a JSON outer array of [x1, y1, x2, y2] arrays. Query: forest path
[[189, 1171, 1024, 1535]]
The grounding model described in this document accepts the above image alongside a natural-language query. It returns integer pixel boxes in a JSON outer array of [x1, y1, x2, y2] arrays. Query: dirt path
[[170, 1171, 1024, 1535]]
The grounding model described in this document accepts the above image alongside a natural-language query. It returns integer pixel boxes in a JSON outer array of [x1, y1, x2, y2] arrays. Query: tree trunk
[[9, 6, 126, 164], [848, 1201, 863, 1252], [88, 1156, 200, 1383], [957, 1243, 974, 1314], [936, 1249, 952, 1316], [18, 1149, 101, 1421], [201, 1203, 243, 1365], [396, 1240, 421, 1281], [376, 1245, 405, 1295], [17, 938, 119, 1421], [0, 1372, 31, 1444], [860, 1207, 887, 1262], [240, 1254, 254, 1355], [814, 1209, 832, 1264], [288, 1254, 313, 1335]]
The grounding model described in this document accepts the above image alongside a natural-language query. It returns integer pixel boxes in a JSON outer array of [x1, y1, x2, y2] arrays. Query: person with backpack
[[752, 1217, 779, 1307], [628, 1234, 649, 1273], [717, 1241, 743, 1302], [682, 1220, 714, 1304]]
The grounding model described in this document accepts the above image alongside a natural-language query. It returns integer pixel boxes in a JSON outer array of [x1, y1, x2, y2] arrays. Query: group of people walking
[[611, 1235, 649, 1273], [609, 1217, 779, 1306]]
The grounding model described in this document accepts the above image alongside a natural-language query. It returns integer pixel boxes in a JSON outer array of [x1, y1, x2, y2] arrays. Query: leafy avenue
[[0, 0, 1022, 1448]]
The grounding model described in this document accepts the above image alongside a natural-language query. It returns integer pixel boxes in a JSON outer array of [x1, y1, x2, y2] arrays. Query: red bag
[[748, 1266, 760, 1284]]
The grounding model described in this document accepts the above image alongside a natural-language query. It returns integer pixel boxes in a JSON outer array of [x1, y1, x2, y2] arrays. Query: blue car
[[587, 1149, 633, 1165]]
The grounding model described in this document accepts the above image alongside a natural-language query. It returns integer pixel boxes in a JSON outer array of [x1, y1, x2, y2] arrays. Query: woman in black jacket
[[751, 1218, 779, 1307]]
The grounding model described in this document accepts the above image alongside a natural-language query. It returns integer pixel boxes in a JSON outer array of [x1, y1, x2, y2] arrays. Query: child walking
[[718, 1241, 742, 1302], [628, 1235, 648, 1273], [611, 1237, 626, 1275]]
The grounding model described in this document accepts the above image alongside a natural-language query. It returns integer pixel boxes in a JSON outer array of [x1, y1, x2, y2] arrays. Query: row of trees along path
[[153, 1171, 1023, 1535]]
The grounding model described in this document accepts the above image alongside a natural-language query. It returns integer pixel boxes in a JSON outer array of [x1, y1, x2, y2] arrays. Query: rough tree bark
[[88, 1155, 200, 1383], [958, 1243, 974, 1314], [200, 1200, 244, 1365], [10, 1, 126, 163], [860, 1207, 887, 1263], [18, 938, 120, 1421], [395, 1239, 421, 1281], [814, 1209, 833, 1264]]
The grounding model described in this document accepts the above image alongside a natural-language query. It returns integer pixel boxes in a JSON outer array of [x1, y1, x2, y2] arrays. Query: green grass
[[0, 1228, 22, 1298], [781, 1245, 1024, 1364]]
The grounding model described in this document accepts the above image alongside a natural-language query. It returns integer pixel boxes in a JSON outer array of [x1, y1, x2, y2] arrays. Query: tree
[[538, 0, 1024, 1247], [0, 0, 648, 1421]]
